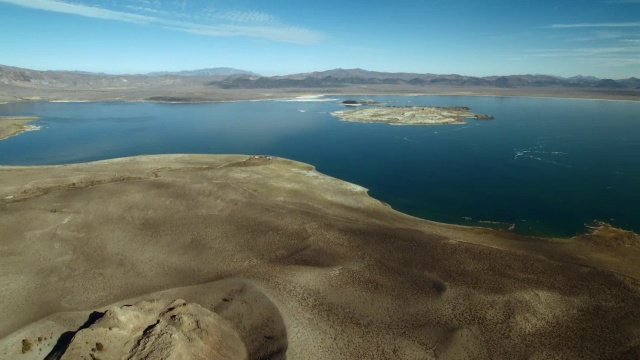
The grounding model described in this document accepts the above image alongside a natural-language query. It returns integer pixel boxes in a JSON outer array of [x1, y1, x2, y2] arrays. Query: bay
[[1, 95, 638, 237]]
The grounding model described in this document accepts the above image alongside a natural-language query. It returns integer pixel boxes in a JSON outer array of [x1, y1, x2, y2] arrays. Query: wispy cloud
[[208, 10, 278, 25], [1, 0, 154, 23], [526, 46, 640, 56], [0, 0, 324, 44], [522, 45, 640, 68], [566, 30, 630, 42], [604, 0, 640, 4], [549, 22, 640, 28], [593, 31, 625, 39], [123, 5, 168, 16], [164, 22, 324, 45]]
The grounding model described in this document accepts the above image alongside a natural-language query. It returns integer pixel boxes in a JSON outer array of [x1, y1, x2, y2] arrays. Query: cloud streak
[[522, 46, 640, 67], [526, 46, 640, 56], [1, 0, 153, 23], [0, 0, 324, 44], [605, 0, 640, 4], [549, 22, 640, 28]]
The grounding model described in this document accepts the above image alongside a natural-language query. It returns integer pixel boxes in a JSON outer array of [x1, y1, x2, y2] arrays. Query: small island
[[331, 106, 493, 125], [0, 116, 41, 140], [340, 99, 382, 106]]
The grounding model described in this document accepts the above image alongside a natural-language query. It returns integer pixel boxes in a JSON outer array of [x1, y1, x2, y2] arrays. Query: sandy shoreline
[[0, 154, 638, 359], [1, 87, 639, 106]]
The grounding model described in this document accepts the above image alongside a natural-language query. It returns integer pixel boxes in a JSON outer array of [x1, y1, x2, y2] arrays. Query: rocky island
[[332, 106, 493, 125], [0, 116, 40, 140], [340, 99, 382, 106]]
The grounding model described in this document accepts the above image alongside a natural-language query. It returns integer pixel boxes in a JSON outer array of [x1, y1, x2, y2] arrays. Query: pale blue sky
[[0, 0, 638, 78]]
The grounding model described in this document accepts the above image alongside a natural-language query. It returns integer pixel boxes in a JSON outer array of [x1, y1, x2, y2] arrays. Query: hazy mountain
[[0, 64, 238, 89], [209, 68, 640, 90], [1, 64, 638, 103], [276, 68, 435, 80], [146, 68, 259, 77]]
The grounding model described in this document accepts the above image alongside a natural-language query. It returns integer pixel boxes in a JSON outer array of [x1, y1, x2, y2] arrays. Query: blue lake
[[1, 96, 639, 237]]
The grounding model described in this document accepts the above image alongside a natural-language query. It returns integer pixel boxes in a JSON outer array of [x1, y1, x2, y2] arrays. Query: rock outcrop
[[51, 299, 247, 360]]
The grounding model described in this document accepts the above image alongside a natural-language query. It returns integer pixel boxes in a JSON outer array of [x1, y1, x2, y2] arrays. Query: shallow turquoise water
[[1, 96, 638, 237]]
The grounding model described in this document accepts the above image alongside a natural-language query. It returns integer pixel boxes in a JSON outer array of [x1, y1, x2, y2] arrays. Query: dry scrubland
[[0, 154, 639, 359]]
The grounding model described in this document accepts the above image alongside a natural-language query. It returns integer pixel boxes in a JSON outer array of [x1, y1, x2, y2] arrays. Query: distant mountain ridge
[[0, 64, 260, 90], [210, 68, 640, 90], [145, 68, 259, 77], [1, 64, 638, 103]]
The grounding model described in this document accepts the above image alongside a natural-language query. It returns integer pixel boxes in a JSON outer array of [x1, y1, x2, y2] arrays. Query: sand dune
[[0, 155, 638, 359]]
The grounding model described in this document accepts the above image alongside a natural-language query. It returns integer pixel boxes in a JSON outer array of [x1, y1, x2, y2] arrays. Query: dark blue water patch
[[1, 96, 639, 238]]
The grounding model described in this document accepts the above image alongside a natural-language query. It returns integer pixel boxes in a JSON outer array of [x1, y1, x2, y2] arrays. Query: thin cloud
[[214, 10, 278, 25], [0, 0, 324, 44], [522, 46, 640, 70], [124, 5, 168, 16], [0, 0, 154, 23], [594, 31, 624, 39], [549, 22, 640, 28], [526, 46, 640, 56], [566, 30, 627, 42], [165, 22, 324, 44], [605, 0, 640, 4], [519, 46, 640, 69]]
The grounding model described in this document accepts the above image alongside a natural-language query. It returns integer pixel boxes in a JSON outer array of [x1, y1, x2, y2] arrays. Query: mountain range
[[145, 68, 259, 77], [0, 64, 256, 88], [1, 64, 638, 102], [2, 64, 638, 89], [211, 68, 640, 90]]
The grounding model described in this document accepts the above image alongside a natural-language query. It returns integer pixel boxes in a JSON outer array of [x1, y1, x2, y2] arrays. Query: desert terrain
[[0, 154, 638, 359]]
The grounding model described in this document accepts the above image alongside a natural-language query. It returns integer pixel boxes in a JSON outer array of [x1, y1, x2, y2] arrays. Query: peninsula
[[0, 116, 40, 140], [0, 155, 638, 359], [331, 106, 493, 125]]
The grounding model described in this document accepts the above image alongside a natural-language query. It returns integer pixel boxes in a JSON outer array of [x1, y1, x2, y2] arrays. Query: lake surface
[[1, 96, 639, 237]]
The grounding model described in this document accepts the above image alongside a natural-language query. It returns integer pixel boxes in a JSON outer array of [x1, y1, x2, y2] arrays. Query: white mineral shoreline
[[0, 91, 637, 106]]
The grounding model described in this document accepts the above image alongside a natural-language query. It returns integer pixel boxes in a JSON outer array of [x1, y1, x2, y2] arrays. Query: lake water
[[1, 96, 638, 237]]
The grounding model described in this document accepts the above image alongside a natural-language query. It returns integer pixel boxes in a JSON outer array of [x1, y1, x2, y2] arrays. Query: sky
[[0, 0, 638, 78]]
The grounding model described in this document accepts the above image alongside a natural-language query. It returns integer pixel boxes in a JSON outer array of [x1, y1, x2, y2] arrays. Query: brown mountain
[[1, 64, 638, 102]]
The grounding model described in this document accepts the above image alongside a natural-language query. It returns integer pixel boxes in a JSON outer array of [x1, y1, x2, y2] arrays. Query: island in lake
[[332, 106, 494, 125], [340, 99, 382, 106], [0, 116, 40, 140]]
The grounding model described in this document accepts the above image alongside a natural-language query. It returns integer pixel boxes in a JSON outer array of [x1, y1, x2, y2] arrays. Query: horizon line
[[1, 63, 637, 80]]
